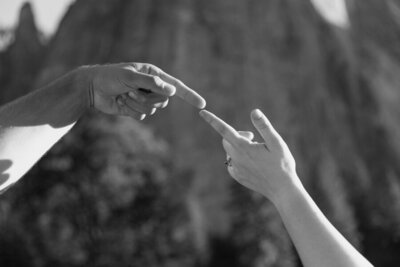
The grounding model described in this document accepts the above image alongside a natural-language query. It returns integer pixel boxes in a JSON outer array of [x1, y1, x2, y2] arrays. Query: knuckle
[[152, 75, 160, 83], [146, 63, 155, 69], [146, 63, 157, 72], [152, 76, 164, 87], [130, 62, 140, 71]]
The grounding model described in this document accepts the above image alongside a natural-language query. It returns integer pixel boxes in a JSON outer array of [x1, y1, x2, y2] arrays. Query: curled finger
[[127, 91, 169, 109], [128, 91, 168, 104], [124, 97, 155, 115], [122, 68, 176, 96], [157, 98, 169, 109], [117, 97, 146, 120], [238, 131, 254, 141]]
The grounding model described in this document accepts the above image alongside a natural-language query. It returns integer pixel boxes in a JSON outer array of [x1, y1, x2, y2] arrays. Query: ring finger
[[124, 97, 156, 115], [117, 96, 146, 120], [128, 91, 169, 107], [120, 105, 146, 120], [225, 154, 233, 168]]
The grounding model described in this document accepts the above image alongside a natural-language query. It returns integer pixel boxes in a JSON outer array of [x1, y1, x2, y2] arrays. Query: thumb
[[238, 131, 254, 141], [251, 109, 280, 147]]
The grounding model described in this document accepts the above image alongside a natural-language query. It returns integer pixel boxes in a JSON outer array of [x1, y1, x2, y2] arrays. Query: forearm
[[0, 68, 90, 192], [273, 182, 373, 267], [199, 109, 373, 266]]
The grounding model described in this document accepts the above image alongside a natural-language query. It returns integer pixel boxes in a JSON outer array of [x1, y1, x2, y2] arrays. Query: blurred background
[[1, 0, 400, 266]]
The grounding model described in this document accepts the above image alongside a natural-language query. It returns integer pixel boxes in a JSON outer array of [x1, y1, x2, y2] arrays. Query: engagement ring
[[225, 156, 232, 167]]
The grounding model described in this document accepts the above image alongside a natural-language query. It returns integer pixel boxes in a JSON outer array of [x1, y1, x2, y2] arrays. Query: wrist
[[269, 176, 307, 211], [73, 65, 97, 111]]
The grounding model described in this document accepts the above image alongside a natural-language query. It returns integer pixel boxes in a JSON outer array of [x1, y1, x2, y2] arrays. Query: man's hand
[[0, 62, 206, 193], [86, 63, 206, 120], [199, 109, 300, 204]]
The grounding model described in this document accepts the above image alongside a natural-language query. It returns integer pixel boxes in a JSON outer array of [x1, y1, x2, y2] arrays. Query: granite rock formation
[[1, 0, 400, 266]]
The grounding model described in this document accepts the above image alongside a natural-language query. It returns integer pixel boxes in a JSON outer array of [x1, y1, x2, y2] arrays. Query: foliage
[[0, 115, 197, 267]]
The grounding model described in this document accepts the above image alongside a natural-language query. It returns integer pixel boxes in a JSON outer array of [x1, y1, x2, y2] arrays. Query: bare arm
[[0, 69, 87, 193], [200, 109, 373, 267], [0, 63, 206, 193]]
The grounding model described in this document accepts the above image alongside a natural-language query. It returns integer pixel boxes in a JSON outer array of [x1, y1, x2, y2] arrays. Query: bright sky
[[309, 0, 349, 28], [0, 0, 75, 34], [0, 0, 350, 34]]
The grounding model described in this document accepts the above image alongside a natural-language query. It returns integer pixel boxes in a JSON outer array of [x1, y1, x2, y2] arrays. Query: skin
[[199, 109, 373, 267], [0, 62, 206, 194]]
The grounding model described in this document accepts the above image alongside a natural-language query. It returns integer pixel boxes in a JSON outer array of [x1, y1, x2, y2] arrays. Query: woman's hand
[[82, 63, 206, 120], [200, 109, 302, 204], [200, 109, 374, 267]]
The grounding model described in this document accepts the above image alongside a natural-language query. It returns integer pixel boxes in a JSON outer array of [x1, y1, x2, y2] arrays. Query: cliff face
[[1, 0, 400, 266], [0, 2, 44, 104]]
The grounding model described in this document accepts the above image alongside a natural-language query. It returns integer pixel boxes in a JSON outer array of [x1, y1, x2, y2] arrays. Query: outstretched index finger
[[156, 70, 206, 109], [199, 110, 241, 145]]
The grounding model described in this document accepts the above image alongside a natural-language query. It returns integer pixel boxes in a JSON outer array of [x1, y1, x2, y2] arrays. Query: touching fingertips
[[199, 110, 210, 122], [196, 97, 207, 109]]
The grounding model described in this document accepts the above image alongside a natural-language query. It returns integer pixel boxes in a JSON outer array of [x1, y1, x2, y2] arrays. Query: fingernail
[[117, 97, 124, 105], [252, 109, 263, 120], [161, 100, 169, 108], [199, 110, 209, 121]]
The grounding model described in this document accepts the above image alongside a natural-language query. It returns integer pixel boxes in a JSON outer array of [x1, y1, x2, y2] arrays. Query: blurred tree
[[225, 183, 297, 267], [0, 114, 198, 267]]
